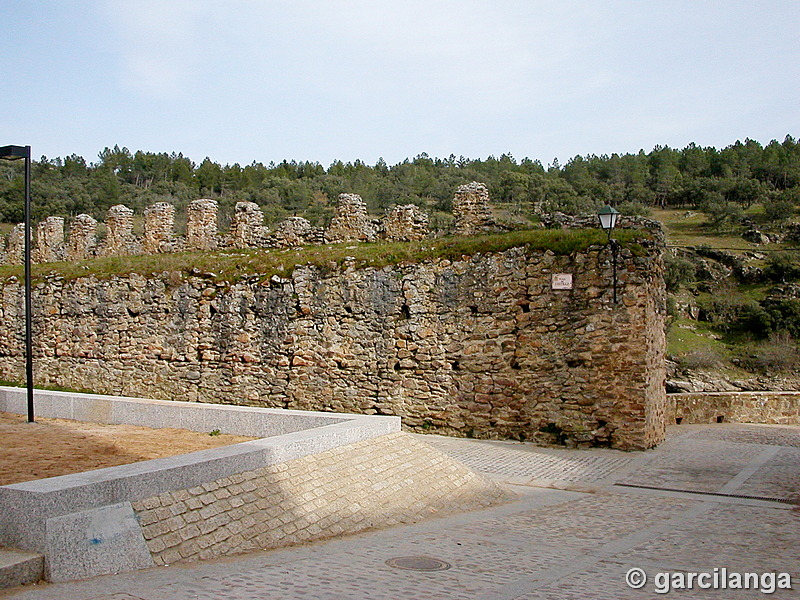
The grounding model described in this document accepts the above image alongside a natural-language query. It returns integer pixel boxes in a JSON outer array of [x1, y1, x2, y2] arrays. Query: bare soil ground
[[0, 412, 256, 486]]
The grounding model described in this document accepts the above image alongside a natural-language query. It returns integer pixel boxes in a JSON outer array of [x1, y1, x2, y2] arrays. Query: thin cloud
[[100, 0, 209, 98]]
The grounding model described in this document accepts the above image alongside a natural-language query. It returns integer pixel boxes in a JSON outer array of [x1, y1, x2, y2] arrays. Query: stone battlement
[[1, 190, 445, 265], [0, 182, 513, 265]]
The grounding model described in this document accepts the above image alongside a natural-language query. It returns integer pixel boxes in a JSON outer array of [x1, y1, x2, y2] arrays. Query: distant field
[[651, 208, 794, 253]]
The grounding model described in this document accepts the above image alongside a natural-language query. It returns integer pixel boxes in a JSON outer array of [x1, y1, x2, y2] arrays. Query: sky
[[1, 1, 799, 168]]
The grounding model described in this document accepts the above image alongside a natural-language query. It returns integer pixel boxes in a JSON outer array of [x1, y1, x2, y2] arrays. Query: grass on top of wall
[[0, 228, 647, 285], [0, 378, 97, 394]]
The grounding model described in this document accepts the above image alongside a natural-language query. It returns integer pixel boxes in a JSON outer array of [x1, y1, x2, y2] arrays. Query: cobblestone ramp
[[418, 436, 634, 483], [131, 433, 511, 567]]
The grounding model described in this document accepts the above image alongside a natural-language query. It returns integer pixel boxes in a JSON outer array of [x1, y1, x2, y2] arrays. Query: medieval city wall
[[0, 241, 667, 450], [1, 192, 439, 265]]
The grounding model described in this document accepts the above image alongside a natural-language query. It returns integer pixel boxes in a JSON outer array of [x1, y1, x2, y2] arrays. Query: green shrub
[[698, 294, 800, 339], [763, 253, 800, 283], [759, 297, 800, 338], [664, 255, 697, 291], [666, 296, 678, 318], [617, 201, 651, 217], [702, 199, 744, 231], [762, 197, 795, 223], [696, 293, 763, 332]]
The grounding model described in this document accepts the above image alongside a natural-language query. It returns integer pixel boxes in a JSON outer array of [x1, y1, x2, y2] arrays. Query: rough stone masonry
[[0, 236, 666, 450]]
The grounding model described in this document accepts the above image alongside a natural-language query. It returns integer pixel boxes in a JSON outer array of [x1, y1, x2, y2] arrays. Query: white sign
[[551, 273, 573, 290]]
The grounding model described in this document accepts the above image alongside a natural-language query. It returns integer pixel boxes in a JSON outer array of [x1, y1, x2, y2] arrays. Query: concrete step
[[0, 547, 44, 589]]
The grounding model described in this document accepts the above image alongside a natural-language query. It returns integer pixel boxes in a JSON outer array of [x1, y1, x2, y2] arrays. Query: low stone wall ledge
[[668, 391, 800, 425]]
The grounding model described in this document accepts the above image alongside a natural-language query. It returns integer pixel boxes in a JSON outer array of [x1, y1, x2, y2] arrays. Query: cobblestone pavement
[[3, 424, 799, 600], [417, 435, 635, 484]]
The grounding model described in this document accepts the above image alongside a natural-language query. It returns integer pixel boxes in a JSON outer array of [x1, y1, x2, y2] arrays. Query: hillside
[[657, 208, 800, 392]]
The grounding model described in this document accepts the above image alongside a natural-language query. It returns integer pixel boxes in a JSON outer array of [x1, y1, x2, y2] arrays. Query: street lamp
[[0, 145, 34, 422], [597, 205, 620, 304], [597, 205, 620, 239]]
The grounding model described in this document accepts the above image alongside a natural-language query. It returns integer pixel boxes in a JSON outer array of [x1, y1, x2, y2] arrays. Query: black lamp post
[[0, 145, 34, 422], [598, 205, 620, 304]]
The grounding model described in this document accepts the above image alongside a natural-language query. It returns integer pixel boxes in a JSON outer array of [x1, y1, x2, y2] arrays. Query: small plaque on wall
[[551, 273, 573, 290]]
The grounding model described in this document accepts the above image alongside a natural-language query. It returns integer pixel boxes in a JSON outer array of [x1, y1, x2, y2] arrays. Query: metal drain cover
[[386, 556, 451, 572]]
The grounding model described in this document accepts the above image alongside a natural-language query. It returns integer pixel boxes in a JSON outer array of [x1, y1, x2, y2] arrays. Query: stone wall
[[383, 204, 429, 242], [33, 217, 64, 264], [269, 216, 325, 248], [0, 240, 667, 450], [0, 196, 424, 264], [65, 214, 97, 261], [5, 224, 24, 264], [186, 199, 219, 251], [668, 392, 800, 425], [101, 204, 136, 256], [326, 193, 377, 243], [230, 202, 266, 248], [453, 181, 498, 236], [143, 202, 176, 254], [0, 180, 528, 264]]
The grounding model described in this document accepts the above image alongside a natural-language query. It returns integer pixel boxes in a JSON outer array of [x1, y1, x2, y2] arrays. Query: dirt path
[[0, 412, 256, 486]]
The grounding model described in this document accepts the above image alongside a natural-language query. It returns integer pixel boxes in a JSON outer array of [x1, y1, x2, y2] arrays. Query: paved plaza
[[2, 423, 798, 599]]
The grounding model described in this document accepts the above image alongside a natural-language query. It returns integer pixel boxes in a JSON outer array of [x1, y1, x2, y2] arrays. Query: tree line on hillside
[[1, 136, 798, 229]]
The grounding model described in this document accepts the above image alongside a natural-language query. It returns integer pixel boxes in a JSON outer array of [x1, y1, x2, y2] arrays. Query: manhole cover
[[386, 556, 451, 572]]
